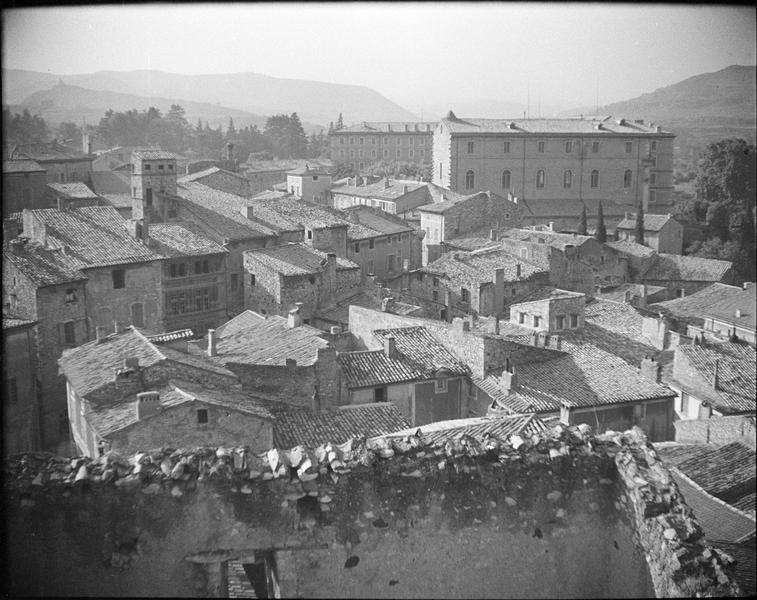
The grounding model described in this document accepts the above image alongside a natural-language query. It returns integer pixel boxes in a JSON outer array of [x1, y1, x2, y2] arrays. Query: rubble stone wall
[[674, 415, 757, 448]]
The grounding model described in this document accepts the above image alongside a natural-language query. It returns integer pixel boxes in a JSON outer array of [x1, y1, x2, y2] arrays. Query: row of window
[[167, 259, 217, 278], [468, 140, 658, 154], [464, 168, 638, 191], [165, 286, 219, 316], [342, 136, 427, 146], [142, 163, 174, 171], [352, 234, 407, 253], [517, 312, 579, 329], [340, 148, 426, 159]]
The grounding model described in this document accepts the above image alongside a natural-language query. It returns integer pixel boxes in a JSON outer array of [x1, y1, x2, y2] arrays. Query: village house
[[184, 142, 240, 175], [2, 159, 48, 214], [2, 316, 40, 454], [45, 182, 102, 209], [329, 121, 435, 172], [179, 166, 252, 197], [616, 213, 684, 254], [432, 113, 674, 213], [665, 341, 756, 421], [242, 157, 334, 195], [330, 177, 431, 218], [637, 252, 734, 299], [418, 190, 525, 264], [337, 326, 470, 426], [9, 140, 94, 185], [698, 283, 756, 345], [286, 164, 332, 203]]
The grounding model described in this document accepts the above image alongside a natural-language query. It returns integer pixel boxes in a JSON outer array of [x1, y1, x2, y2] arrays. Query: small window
[[64, 288, 77, 303], [461, 288, 470, 303], [650, 173, 657, 186], [145, 164, 151, 171], [349, 137, 354, 145], [168, 164, 174, 170], [197, 409, 208, 424], [563, 170, 573, 189], [369, 239, 375, 249], [432, 290, 439, 302], [570, 314, 579, 328], [371, 150, 376, 158], [651, 141, 657, 152], [467, 141, 474, 153], [307, 230, 313, 240], [556, 315, 565, 330], [432, 277, 440, 288], [502, 170, 511, 189], [383, 149, 389, 158], [63, 321, 75, 345], [511, 288, 517, 296], [625, 141, 632, 153], [359, 137, 364, 145], [354, 243, 360, 253], [538, 141, 545, 153], [132, 187, 137, 197], [536, 169, 545, 189], [435, 378, 448, 393], [565, 141, 572, 153], [503, 141, 510, 153], [649, 190, 656, 203], [178, 263, 187, 277], [592, 141, 599, 153], [465, 170, 475, 190], [112, 269, 125, 289], [250, 274, 256, 286], [158, 164, 164, 170], [386, 254, 395, 272], [145, 188, 153, 206], [230, 273, 239, 291], [533, 315, 541, 328], [590, 170, 599, 188], [395, 149, 401, 158], [624, 170, 632, 188], [519, 312, 526, 324], [374, 387, 386, 402], [409, 149, 414, 158]]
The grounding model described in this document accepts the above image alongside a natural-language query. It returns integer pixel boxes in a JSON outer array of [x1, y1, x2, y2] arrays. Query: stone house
[[506, 287, 587, 332], [286, 165, 332, 203], [58, 327, 276, 457], [330, 177, 432, 218], [45, 182, 102, 209], [242, 158, 334, 196], [616, 213, 684, 254], [2, 160, 48, 214], [243, 243, 361, 323], [9, 140, 94, 184], [638, 253, 734, 299], [432, 112, 674, 213], [337, 326, 470, 426], [329, 121, 435, 171], [411, 246, 550, 318], [179, 167, 252, 197], [2, 316, 40, 453], [419, 190, 525, 264], [518, 197, 635, 235], [699, 283, 756, 345]]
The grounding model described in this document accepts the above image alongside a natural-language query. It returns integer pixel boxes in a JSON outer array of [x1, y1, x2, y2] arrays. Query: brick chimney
[[288, 304, 303, 328], [383, 335, 397, 359], [135, 390, 161, 420], [207, 328, 217, 357], [241, 204, 254, 219], [640, 356, 661, 383], [384, 178, 391, 189], [500, 362, 519, 393]]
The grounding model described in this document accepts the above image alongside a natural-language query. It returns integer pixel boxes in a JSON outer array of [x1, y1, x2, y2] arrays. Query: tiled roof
[[273, 403, 411, 448], [338, 349, 432, 388], [29, 206, 163, 268], [334, 121, 436, 134], [474, 373, 565, 413], [88, 171, 131, 195], [332, 178, 429, 202], [178, 166, 223, 182], [315, 290, 388, 326], [46, 182, 99, 199], [250, 197, 354, 233], [595, 283, 667, 303], [381, 414, 547, 445], [132, 150, 177, 160], [616, 213, 677, 232], [667, 468, 756, 543], [644, 253, 733, 282], [423, 247, 546, 286], [605, 240, 657, 258], [443, 236, 500, 252], [250, 190, 292, 200], [10, 141, 93, 162], [372, 327, 470, 377], [245, 243, 359, 276], [501, 228, 594, 250], [2, 316, 36, 329], [3, 159, 44, 173], [176, 182, 277, 241], [213, 310, 265, 339], [417, 190, 507, 215], [441, 115, 670, 135], [159, 345, 238, 378], [656, 442, 756, 506], [212, 314, 329, 367], [287, 164, 331, 176], [709, 541, 756, 596], [674, 344, 756, 414], [342, 206, 413, 237], [101, 193, 133, 209], [168, 379, 275, 420], [3, 240, 86, 287], [512, 286, 585, 304], [146, 329, 195, 343], [649, 283, 744, 323], [244, 157, 333, 174], [148, 222, 228, 258], [703, 284, 756, 331]]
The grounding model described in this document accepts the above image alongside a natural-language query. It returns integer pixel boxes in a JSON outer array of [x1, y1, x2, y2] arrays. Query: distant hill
[[564, 65, 756, 158], [8, 81, 330, 132], [3, 68, 418, 126]]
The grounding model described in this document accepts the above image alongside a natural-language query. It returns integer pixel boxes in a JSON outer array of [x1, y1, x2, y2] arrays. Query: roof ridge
[[131, 326, 167, 362]]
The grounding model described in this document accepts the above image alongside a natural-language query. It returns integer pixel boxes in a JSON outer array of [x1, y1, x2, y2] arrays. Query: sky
[[3, 2, 755, 111]]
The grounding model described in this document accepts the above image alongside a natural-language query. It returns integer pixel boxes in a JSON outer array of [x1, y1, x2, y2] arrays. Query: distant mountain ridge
[[3, 68, 418, 126]]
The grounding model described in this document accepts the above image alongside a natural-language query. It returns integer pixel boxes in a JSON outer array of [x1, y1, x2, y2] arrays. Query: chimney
[[383, 335, 397, 359], [713, 358, 720, 390], [640, 356, 661, 383], [490, 229, 498, 241], [95, 326, 107, 344], [384, 178, 391, 189], [226, 142, 234, 161], [624, 289, 632, 303], [467, 314, 475, 330], [548, 221, 554, 231], [135, 391, 161, 420], [491, 318, 500, 335], [330, 325, 341, 335], [241, 204, 254, 219], [516, 263, 522, 279], [207, 329, 217, 357], [403, 184, 408, 194], [500, 366, 519, 393], [735, 309, 742, 318], [743, 282, 754, 290], [288, 304, 303, 328]]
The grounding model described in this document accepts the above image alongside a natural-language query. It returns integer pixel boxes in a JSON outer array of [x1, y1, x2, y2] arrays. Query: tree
[[577, 205, 587, 235], [336, 113, 344, 130], [56, 121, 82, 144], [3, 108, 50, 144], [635, 206, 645, 245], [227, 117, 236, 138], [595, 201, 607, 243]]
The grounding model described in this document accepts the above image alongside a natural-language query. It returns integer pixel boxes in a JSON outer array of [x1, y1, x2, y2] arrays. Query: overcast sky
[[3, 3, 755, 110]]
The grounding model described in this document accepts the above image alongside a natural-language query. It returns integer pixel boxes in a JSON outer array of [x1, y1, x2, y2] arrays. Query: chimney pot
[[735, 309, 742, 318], [207, 329, 217, 356], [288, 305, 303, 328], [330, 325, 341, 335], [384, 335, 397, 358], [135, 391, 161, 420], [95, 326, 107, 344]]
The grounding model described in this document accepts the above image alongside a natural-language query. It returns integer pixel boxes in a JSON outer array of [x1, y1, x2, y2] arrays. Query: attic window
[[307, 230, 313, 240], [64, 288, 77, 303], [435, 378, 448, 393], [197, 409, 208, 424]]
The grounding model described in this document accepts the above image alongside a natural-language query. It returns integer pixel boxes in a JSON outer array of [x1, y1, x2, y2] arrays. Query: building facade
[[432, 113, 674, 213], [10, 141, 94, 185], [616, 213, 684, 254], [286, 166, 333, 203], [2, 160, 49, 215]]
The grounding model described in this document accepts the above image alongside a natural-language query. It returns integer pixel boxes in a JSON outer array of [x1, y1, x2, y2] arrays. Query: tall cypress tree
[[635, 206, 645, 245], [578, 205, 588, 235], [596, 201, 607, 243], [336, 113, 344, 130]]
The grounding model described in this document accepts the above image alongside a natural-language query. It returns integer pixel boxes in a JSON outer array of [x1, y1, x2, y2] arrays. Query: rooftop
[[334, 121, 436, 134], [132, 150, 178, 160], [88, 170, 131, 195], [3, 240, 86, 287], [703, 284, 756, 330], [417, 190, 507, 215], [273, 403, 411, 448], [243, 157, 333, 174], [617, 213, 678, 232], [213, 309, 265, 339], [147, 222, 228, 258], [649, 283, 745, 323], [423, 247, 546, 286], [245, 243, 359, 276], [341, 205, 414, 238], [440, 114, 671, 136], [605, 240, 658, 259], [501, 228, 595, 250], [3, 159, 44, 173], [178, 166, 246, 183], [10, 141, 93, 162], [512, 286, 585, 304], [372, 326, 470, 377], [332, 178, 428, 201], [644, 253, 733, 282], [46, 182, 100, 199]]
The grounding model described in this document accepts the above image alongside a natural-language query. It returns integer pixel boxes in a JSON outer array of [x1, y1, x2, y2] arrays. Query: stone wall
[[3, 170, 49, 213], [674, 415, 757, 447], [2, 323, 40, 454], [3, 425, 738, 598]]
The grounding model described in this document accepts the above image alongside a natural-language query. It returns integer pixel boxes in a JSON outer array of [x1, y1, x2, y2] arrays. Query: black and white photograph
[[2, 2, 755, 597]]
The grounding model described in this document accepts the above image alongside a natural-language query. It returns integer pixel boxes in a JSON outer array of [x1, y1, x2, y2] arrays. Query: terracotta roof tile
[[418, 190, 507, 215], [703, 284, 756, 331], [3, 240, 86, 287], [88, 170, 131, 195], [617, 213, 677, 232], [46, 182, 99, 199], [132, 150, 178, 160], [605, 240, 657, 258], [644, 253, 733, 282], [245, 243, 358, 276], [11, 141, 93, 162], [148, 222, 228, 258], [2, 316, 36, 329], [338, 350, 430, 388], [423, 247, 546, 287], [650, 283, 744, 323], [501, 228, 595, 250], [213, 310, 265, 339], [332, 178, 429, 202], [513, 286, 585, 304], [709, 541, 756, 596], [372, 327, 470, 378]]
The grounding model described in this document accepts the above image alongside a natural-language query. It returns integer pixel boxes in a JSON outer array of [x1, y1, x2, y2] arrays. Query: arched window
[[563, 170, 573, 189], [465, 170, 475, 190], [590, 170, 599, 188], [536, 169, 545, 189], [502, 170, 511, 189], [623, 170, 632, 188]]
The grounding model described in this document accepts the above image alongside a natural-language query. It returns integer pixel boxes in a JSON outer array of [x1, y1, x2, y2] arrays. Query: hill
[[3, 68, 418, 126]]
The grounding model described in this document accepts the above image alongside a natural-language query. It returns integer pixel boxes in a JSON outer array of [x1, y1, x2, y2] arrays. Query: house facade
[[10, 141, 94, 185], [286, 166, 332, 203], [331, 178, 432, 217], [2, 160, 48, 215], [2, 317, 40, 454], [616, 213, 684, 254]]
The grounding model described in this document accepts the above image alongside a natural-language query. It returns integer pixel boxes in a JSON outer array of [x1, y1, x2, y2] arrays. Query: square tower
[[131, 150, 178, 207]]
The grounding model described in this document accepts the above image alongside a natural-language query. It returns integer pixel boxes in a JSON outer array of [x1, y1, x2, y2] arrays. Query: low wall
[[3, 426, 740, 598], [674, 415, 757, 448]]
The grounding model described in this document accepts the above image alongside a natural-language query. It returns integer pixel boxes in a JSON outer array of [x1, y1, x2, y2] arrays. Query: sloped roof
[[332, 178, 429, 202], [11, 141, 93, 162], [28, 206, 163, 268], [46, 182, 99, 199], [3, 159, 44, 173], [245, 243, 358, 276], [649, 283, 744, 323], [132, 150, 177, 160], [213, 309, 265, 339], [422, 247, 546, 286], [372, 327, 470, 378], [418, 190, 509, 215], [273, 403, 411, 448], [512, 286, 585, 304], [501, 228, 595, 250], [605, 240, 657, 258], [335, 121, 436, 134], [440, 115, 671, 136], [148, 222, 228, 258], [338, 349, 433, 388], [709, 541, 756, 596], [342, 206, 413, 237], [644, 253, 733, 282], [88, 170, 131, 195], [703, 284, 756, 330], [616, 213, 678, 232], [3, 240, 86, 287]]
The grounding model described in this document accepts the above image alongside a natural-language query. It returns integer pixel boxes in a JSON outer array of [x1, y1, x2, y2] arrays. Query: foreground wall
[[3, 427, 740, 598]]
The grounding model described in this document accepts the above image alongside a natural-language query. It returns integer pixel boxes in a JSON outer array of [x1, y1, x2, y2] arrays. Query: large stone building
[[9, 140, 94, 185], [2, 160, 48, 215], [330, 177, 432, 217], [329, 121, 436, 172], [432, 113, 674, 213]]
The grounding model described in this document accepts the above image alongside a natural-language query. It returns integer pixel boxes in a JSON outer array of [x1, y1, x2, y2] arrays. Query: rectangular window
[[396, 137, 401, 145], [432, 277, 439, 287], [649, 190, 656, 203], [168, 164, 174, 170], [396, 149, 401, 158], [556, 315, 565, 330], [538, 141, 545, 153], [145, 164, 151, 171], [570, 314, 579, 328], [420, 149, 425, 157], [374, 387, 386, 402], [435, 378, 448, 393], [467, 141, 474, 153], [651, 141, 657, 152], [354, 243, 360, 253], [432, 290, 439, 302], [63, 321, 75, 345], [519, 312, 526, 324], [650, 173, 657, 186], [250, 274, 256, 286], [349, 137, 354, 145], [533, 315, 541, 328], [409, 149, 414, 158], [372, 137, 376, 145], [625, 141, 633, 153], [230, 273, 239, 291], [504, 141, 510, 153], [565, 141, 572, 153], [369, 239, 375, 249], [64, 288, 77, 303], [461, 288, 470, 303], [409, 137, 414, 145], [197, 408, 208, 424], [386, 254, 395, 272], [340, 138, 345, 145], [592, 141, 599, 153], [367, 259, 374, 273], [383, 149, 388, 158], [112, 269, 125, 289], [158, 164, 164, 170]]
